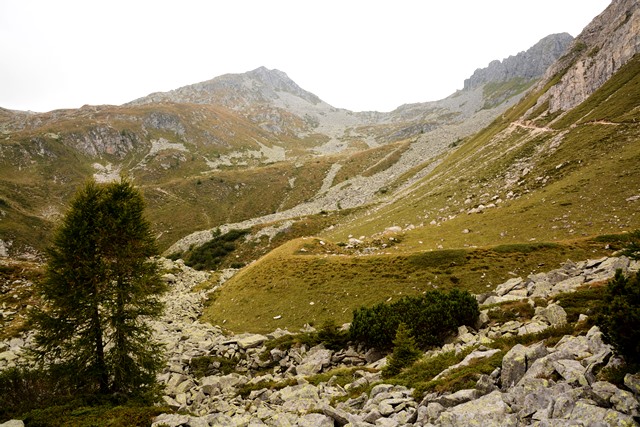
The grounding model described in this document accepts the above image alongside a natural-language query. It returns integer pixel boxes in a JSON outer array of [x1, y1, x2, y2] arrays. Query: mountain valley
[[2, 1, 640, 425]]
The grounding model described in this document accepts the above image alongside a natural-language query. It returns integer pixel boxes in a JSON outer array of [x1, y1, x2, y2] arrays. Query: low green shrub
[[0, 366, 69, 420], [350, 289, 479, 350], [183, 229, 249, 270], [0, 366, 164, 426], [189, 355, 238, 377], [317, 320, 350, 351]]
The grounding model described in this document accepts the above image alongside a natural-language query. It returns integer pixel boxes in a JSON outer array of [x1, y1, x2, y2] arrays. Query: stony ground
[[1, 256, 640, 426]]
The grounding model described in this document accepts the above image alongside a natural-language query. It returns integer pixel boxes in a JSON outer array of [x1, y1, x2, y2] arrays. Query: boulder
[[323, 405, 350, 426], [233, 334, 268, 350], [204, 413, 236, 426], [434, 389, 479, 407], [296, 346, 332, 376], [518, 320, 549, 335], [297, 413, 335, 427], [592, 381, 640, 416], [501, 344, 528, 388], [624, 373, 640, 395], [553, 359, 590, 386], [550, 276, 585, 295], [540, 303, 567, 327], [495, 278, 525, 296], [0, 421, 25, 427], [436, 390, 518, 426], [566, 400, 635, 426]]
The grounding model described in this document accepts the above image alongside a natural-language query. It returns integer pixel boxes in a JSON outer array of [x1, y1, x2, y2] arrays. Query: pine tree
[[597, 270, 640, 365], [29, 179, 167, 396], [382, 323, 422, 378]]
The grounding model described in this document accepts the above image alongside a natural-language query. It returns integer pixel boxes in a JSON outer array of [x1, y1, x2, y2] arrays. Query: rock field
[[1, 256, 640, 426]]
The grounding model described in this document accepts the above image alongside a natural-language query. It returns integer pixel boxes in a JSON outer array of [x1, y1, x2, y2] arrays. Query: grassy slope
[[203, 237, 610, 333], [204, 55, 640, 334], [0, 101, 414, 252]]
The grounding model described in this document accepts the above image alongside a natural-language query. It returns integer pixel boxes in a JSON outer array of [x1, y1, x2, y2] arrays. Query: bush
[[0, 366, 71, 420], [597, 270, 640, 365], [317, 320, 350, 351], [350, 289, 479, 350], [183, 229, 249, 270]]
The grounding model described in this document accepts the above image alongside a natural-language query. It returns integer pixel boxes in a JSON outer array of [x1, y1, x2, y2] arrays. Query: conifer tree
[[382, 322, 422, 378], [29, 179, 167, 396]]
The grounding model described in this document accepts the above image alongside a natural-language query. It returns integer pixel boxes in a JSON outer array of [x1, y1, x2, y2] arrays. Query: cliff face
[[542, 0, 640, 112], [463, 33, 574, 91]]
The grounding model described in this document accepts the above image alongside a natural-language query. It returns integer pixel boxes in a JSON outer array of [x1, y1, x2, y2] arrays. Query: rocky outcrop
[[479, 256, 639, 306], [539, 0, 640, 112], [464, 33, 574, 90]]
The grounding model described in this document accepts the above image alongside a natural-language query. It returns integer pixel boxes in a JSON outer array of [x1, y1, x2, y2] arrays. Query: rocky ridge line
[[537, 0, 639, 113], [463, 33, 574, 91]]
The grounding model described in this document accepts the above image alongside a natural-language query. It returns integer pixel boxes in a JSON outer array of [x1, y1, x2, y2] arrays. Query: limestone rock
[[553, 359, 590, 386], [495, 277, 525, 296], [592, 381, 640, 416]]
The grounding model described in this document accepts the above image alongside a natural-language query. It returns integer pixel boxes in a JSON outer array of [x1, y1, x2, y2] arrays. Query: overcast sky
[[0, 0, 611, 113]]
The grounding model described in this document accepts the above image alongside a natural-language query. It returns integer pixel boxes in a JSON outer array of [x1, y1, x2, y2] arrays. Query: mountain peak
[[127, 66, 322, 108]]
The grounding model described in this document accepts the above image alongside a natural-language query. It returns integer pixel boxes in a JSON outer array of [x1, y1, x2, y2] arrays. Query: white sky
[[0, 0, 611, 113]]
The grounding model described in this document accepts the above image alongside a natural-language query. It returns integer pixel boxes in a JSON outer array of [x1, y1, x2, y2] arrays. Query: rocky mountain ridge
[[534, 0, 639, 113], [463, 33, 574, 90]]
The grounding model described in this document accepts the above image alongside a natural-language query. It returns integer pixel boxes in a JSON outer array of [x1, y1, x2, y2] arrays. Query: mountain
[[0, 33, 572, 259], [200, 0, 640, 332], [463, 33, 574, 90]]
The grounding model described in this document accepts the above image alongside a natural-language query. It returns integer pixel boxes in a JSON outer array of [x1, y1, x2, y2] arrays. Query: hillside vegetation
[[206, 54, 640, 333]]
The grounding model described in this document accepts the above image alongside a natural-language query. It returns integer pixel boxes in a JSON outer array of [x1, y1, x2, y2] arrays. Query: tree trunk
[[93, 305, 109, 394]]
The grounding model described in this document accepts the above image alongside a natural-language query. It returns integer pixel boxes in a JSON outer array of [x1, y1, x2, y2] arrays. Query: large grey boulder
[[540, 303, 567, 327], [296, 346, 333, 376], [226, 333, 268, 350], [565, 400, 636, 426], [271, 383, 325, 414], [592, 381, 640, 416], [297, 413, 335, 427], [436, 390, 518, 427], [502, 344, 528, 389], [495, 278, 525, 296], [322, 405, 351, 426], [0, 421, 25, 427], [625, 373, 640, 395], [553, 359, 590, 386]]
